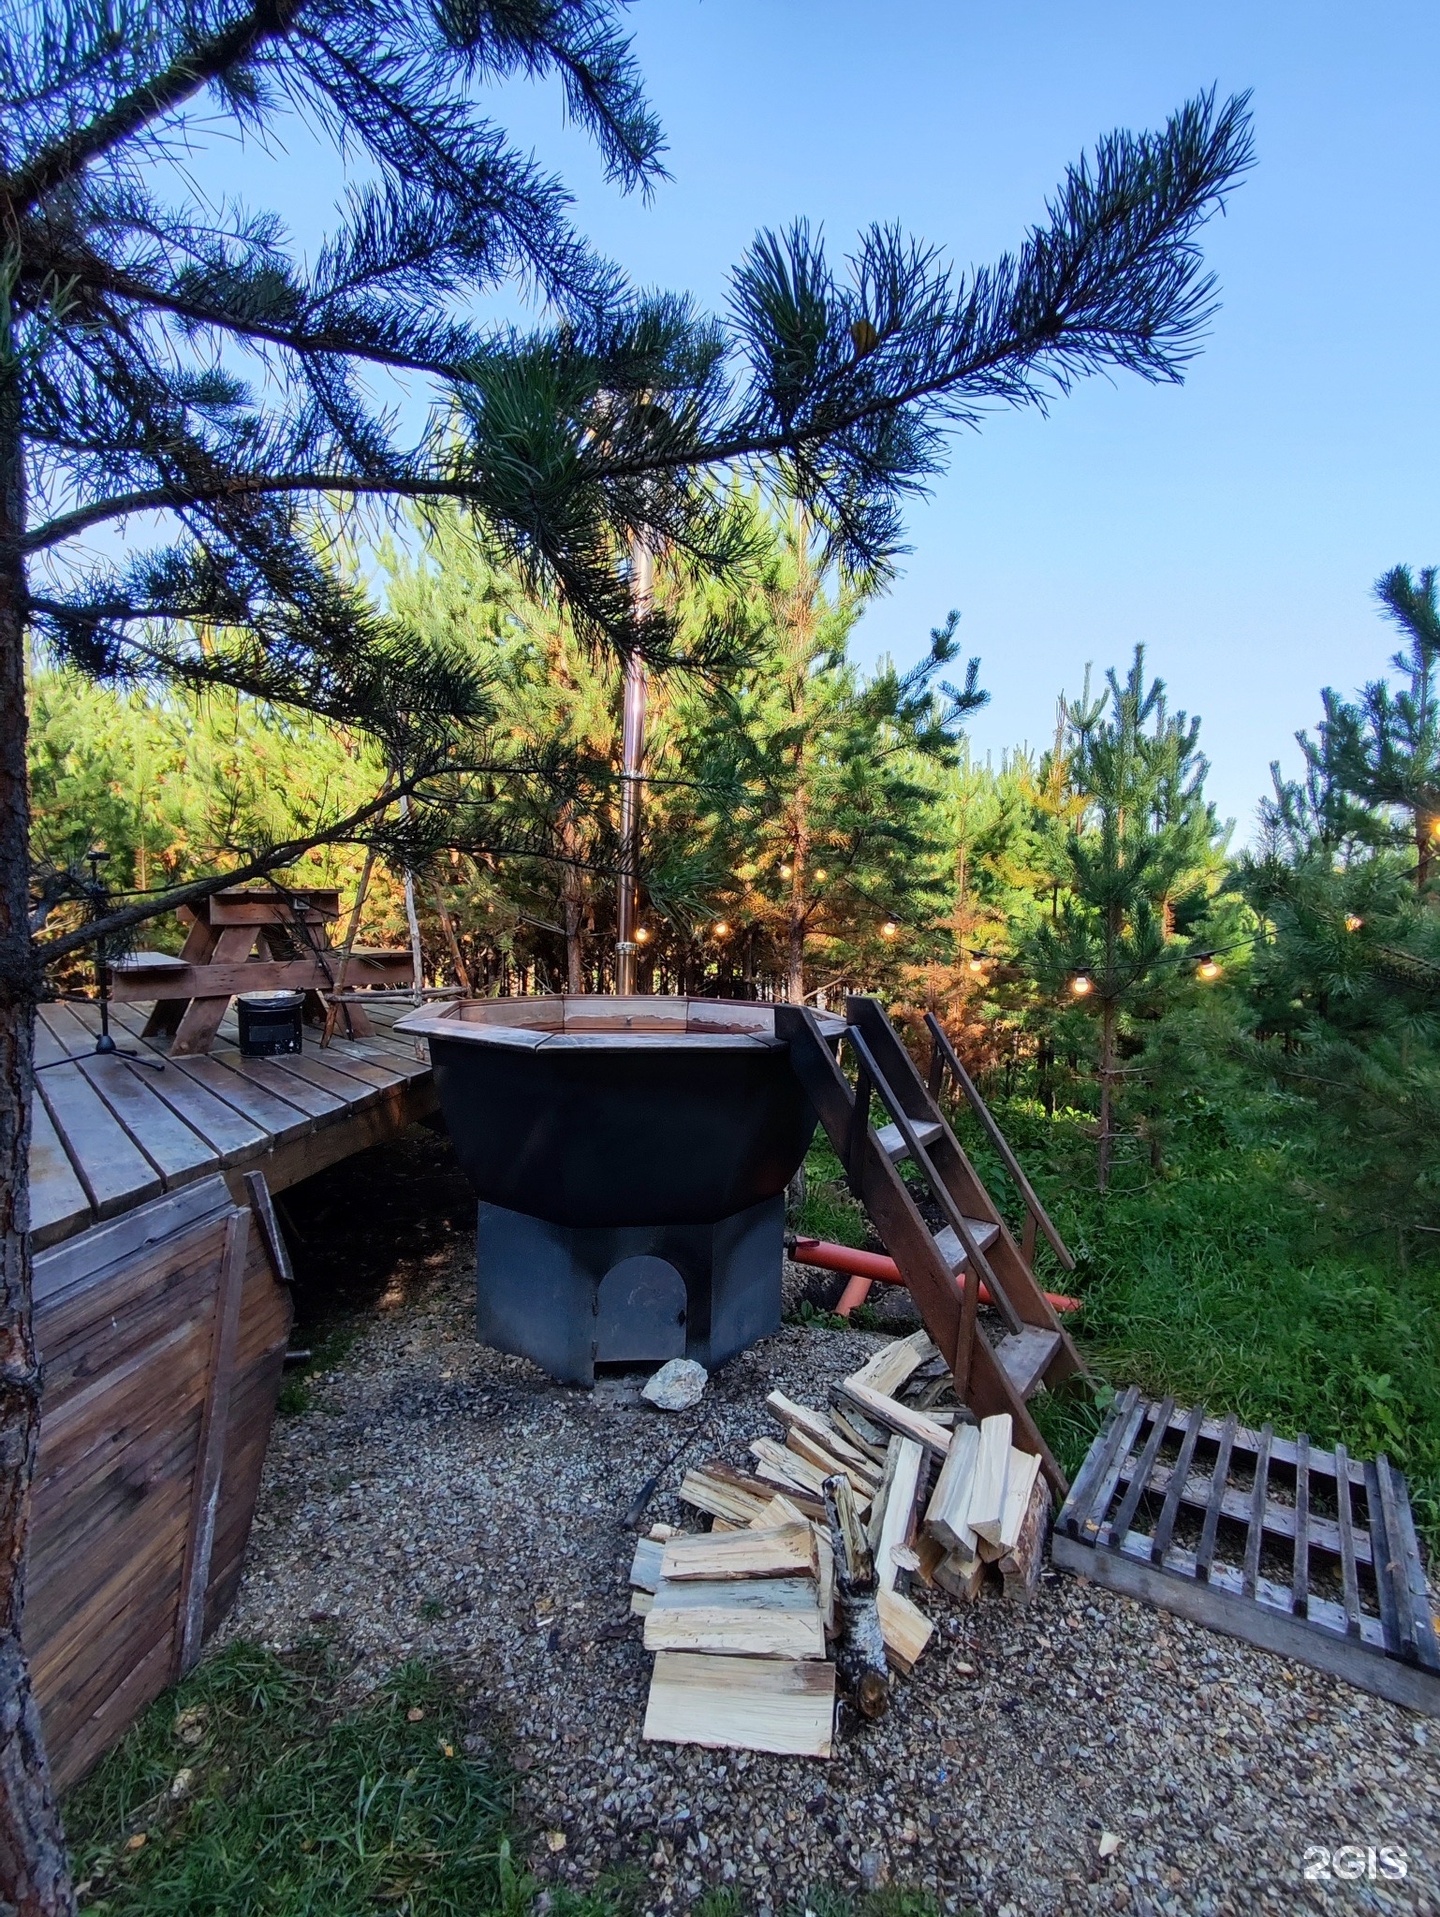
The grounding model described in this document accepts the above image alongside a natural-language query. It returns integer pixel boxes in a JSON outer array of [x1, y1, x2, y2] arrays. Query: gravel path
[[225, 1182, 1439, 1916]]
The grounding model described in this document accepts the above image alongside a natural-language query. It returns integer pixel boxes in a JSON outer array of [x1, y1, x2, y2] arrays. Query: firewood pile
[[627, 1330, 1052, 1758]]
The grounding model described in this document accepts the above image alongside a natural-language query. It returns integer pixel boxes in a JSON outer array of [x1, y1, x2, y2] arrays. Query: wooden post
[[322, 848, 376, 1045], [174, 1208, 249, 1676]]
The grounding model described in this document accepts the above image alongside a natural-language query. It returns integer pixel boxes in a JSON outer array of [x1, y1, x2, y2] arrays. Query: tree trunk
[[786, 836, 808, 1005], [0, 347, 76, 1912], [1097, 996, 1116, 1194], [560, 808, 585, 993]]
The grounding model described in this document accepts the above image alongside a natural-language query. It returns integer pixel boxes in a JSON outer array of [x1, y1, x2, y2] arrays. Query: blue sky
[[188, 1, 1440, 838]]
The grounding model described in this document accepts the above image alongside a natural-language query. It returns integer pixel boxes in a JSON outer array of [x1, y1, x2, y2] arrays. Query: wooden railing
[[923, 1011, 1075, 1274]]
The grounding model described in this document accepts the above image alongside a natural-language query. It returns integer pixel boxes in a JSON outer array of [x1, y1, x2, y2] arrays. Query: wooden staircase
[[777, 995, 1086, 1496]]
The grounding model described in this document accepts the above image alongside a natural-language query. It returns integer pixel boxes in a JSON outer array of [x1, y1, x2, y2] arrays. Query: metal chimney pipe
[[615, 535, 652, 993]]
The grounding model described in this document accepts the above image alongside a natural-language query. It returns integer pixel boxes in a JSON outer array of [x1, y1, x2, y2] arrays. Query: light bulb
[[635, 926, 651, 944], [712, 921, 731, 940], [778, 864, 792, 879], [880, 920, 899, 940], [1345, 913, 1364, 933], [1196, 955, 1221, 981], [1069, 972, 1094, 998], [813, 868, 828, 882]]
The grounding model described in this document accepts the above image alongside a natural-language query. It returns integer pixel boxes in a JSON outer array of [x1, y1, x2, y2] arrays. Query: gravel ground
[[226, 1146, 1440, 1917]]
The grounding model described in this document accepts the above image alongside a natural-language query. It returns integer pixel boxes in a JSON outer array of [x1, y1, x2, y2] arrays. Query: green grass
[[970, 1092, 1440, 1542], [67, 1643, 523, 1916], [796, 1089, 1440, 1540], [66, 1642, 959, 1917], [276, 1321, 363, 1417]]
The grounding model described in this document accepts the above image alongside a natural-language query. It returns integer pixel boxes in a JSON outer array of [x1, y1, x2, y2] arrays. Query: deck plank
[[78, 1056, 220, 1190], [31, 996, 435, 1248], [36, 1065, 161, 1217], [212, 1049, 347, 1119], [29, 1092, 94, 1246], [170, 1053, 315, 1145], [256, 1052, 386, 1109]]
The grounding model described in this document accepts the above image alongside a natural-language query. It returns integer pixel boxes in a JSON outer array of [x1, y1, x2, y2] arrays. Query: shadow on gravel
[[276, 1121, 475, 1334]]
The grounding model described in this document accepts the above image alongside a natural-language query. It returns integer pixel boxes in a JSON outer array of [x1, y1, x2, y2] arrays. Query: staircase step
[[995, 1326, 1063, 1399], [932, 1218, 1000, 1270], [876, 1117, 944, 1162]]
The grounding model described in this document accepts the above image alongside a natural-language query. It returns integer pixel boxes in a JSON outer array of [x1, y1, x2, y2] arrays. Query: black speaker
[[237, 991, 305, 1056]]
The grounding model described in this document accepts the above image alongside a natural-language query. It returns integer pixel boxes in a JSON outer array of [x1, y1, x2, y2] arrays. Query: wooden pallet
[[1053, 1389, 1440, 1714]]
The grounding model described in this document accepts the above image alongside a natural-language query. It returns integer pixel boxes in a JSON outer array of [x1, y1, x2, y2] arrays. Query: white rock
[[641, 1358, 708, 1412]]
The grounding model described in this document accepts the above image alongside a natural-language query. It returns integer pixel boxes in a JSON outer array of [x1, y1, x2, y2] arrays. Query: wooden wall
[[27, 1175, 291, 1791]]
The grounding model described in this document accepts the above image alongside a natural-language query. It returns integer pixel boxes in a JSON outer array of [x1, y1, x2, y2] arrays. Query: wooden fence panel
[[28, 1175, 291, 1791]]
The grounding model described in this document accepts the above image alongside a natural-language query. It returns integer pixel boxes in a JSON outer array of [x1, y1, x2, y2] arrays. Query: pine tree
[[1026, 649, 1222, 1188], [0, 11, 1251, 1893], [718, 511, 981, 1000], [1291, 566, 1440, 887], [1241, 566, 1440, 1233]]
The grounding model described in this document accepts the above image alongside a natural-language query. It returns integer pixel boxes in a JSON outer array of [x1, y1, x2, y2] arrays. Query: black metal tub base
[[475, 1193, 783, 1386]]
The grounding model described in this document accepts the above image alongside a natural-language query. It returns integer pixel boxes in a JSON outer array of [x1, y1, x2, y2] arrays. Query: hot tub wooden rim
[[395, 995, 846, 1052]]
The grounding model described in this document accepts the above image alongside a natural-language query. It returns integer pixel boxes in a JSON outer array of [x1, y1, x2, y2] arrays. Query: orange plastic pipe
[[792, 1236, 1081, 1318]]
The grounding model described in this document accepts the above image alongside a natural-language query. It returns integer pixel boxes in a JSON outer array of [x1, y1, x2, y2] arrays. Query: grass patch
[[968, 1092, 1440, 1543], [64, 1642, 960, 1915], [797, 1088, 1440, 1541], [276, 1320, 363, 1417], [67, 1643, 523, 1915]]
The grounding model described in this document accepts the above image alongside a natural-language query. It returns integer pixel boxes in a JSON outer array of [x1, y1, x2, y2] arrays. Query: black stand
[[474, 1193, 784, 1385]]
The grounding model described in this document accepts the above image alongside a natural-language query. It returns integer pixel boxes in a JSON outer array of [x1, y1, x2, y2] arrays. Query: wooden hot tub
[[396, 996, 843, 1381]]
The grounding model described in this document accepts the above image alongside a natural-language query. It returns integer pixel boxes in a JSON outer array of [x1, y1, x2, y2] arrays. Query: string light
[[712, 920, 731, 940], [635, 926, 651, 945], [1345, 913, 1364, 933], [778, 863, 792, 879], [813, 868, 828, 882], [967, 958, 985, 975], [1069, 971, 1094, 997], [880, 920, 899, 940], [1196, 953, 1222, 981]]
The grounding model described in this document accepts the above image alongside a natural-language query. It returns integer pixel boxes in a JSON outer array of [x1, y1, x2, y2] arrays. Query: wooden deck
[[29, 997, 437, 1249]]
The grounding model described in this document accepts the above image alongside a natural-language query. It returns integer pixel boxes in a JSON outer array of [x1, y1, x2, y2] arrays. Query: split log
[[822, 1473, 890, 1719], [925, 1421, 980, 1554], [967, 1413, 1013, 1545], [785, 1425, 879, 1498], [837, 1378, 952, 1460], [876, 1588, 934, 1675], [829, 1404, 891, 1465], [845, 1329, 939, 1400], [643, 1575, 826, 1659], [871, 1437, 924, 1593], [765, 1391, 878, 1475], [978, 1446, 1043, 1561], [679, 1466, 772, 1527], [660, 1521, 817, 1583], [643, 1652, 836, 1759], [751, 1437, 871, 1516], [629, 1536, 664, 1593], [998, 1473, 1052, 1605], [934, 1545, 986, 1602]]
